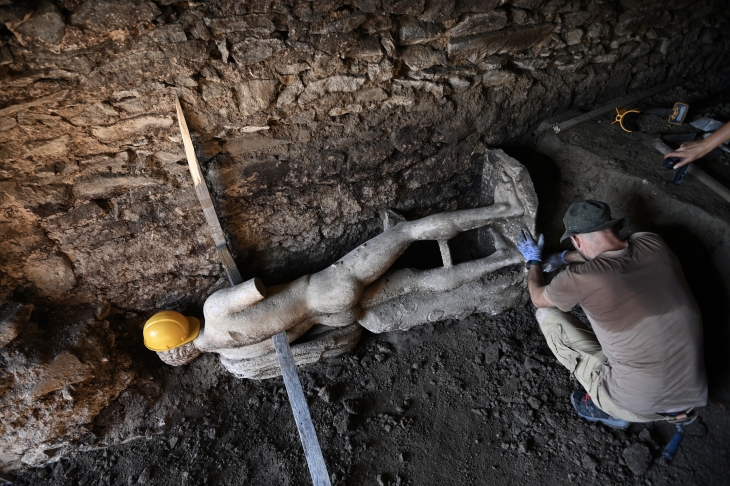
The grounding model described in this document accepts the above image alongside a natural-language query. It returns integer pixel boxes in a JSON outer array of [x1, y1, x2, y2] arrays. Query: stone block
[[230, 38, 284, 65], [563, 28, 583, 46], [384, 0, 425, 15], [562, 11, 591, 28], [204, 15, 275, 36], [236, 80, 278, 116], [24, 253, 77, 296], [398, 16, 443, 45], [30, 351, 93, 398], [310, 10, 367, 34], [15, 0, 65, 44], [401, 45, 446, 71], [90, 116, 173, 143], [344, 39, 384, 62], [70, 0, 160, 33], [456, 0, 502, 15], [0, 303, 33, 348], [299, 75, 366, 104], [448, 24, 555, 63], [446, 11, 508, 38], [70, 103, 119, 127]]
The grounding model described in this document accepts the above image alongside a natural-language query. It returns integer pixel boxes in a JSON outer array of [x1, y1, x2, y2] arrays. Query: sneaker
[[570, 391, 630, 429]]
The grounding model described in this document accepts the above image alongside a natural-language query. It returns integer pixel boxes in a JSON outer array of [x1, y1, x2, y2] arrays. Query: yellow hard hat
[[143, 310, 200, 351]]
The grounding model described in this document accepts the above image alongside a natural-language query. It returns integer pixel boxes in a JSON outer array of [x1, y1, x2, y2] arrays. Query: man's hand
[[542, 251, 568, 272], [517, 228, 544, 262]]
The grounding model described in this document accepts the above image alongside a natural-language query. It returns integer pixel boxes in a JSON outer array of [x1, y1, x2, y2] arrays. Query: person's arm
[[527, 263, 556, 308], [665, 121, 730, 168], [542, 249, 586, 272]]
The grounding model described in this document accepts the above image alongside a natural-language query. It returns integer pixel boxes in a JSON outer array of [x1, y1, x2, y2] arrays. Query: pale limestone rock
[[0, 303, 33, 349], [236, 80, 278, 116], [30, 352, 93, 398], [91, 116, 173, 142]]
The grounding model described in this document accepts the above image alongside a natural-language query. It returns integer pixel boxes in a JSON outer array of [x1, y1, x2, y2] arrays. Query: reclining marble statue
[[148, 148, 537, 379]]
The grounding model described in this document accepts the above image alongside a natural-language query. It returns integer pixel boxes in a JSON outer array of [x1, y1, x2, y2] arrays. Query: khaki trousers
[[536, 308, 664, 423]]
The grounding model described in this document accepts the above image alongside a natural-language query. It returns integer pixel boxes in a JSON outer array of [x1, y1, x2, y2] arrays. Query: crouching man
[[516, 200, 707, 427]]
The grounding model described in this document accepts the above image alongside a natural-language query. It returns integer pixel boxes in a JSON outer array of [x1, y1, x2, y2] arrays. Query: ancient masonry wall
[[1, 0, 729, 311]]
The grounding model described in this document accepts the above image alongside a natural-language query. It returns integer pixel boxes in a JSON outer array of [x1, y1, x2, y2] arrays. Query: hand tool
[[174, 96, 331, 486], [662, 424, 685, 461]]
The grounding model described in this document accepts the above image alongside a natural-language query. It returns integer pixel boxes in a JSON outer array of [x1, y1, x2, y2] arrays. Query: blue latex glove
[[543, 251, 569, 272], [517, 228, 544, 262]]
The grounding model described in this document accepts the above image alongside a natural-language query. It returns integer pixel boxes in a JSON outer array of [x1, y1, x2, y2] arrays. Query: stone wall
[[1, 0, 728, 312]]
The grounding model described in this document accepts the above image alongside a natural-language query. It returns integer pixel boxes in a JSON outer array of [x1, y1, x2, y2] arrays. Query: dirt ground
[[14, 83, 730, 485]]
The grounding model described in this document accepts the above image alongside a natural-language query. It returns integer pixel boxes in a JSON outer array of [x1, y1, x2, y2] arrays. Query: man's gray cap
[[561, 200, 627, 242]]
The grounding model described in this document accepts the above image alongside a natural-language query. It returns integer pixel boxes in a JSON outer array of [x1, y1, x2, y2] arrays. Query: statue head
[[143, 310, 202, 366], [156, 341, 202, 366]]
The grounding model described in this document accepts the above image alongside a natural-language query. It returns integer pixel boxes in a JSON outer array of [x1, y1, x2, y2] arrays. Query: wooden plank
[[554, 79, 685, 133]]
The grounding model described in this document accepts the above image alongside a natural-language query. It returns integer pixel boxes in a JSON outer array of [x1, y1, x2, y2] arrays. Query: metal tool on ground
[[662, 424, 685, 461], [611, 102, 689, 133], [653, 139, 730, 203], [552, 79, 684, 133], [174, 96, 332, 486]]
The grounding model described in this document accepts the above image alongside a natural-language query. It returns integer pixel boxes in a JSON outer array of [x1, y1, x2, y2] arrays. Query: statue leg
[[307, 169, 524, 313]]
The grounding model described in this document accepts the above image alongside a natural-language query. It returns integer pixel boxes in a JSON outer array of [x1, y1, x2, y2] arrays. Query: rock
[[236, 80, 278, 116], [30, 351, 93, 398], [70, 0, 160, 33], [74, 174, 162, 199], [563, 11, 591, 28], [367, 60, 395, 83], [457, 0, 502, 14], [319, 385, 336, 403], [623, 443, 651, 475], [400, 45, 446, 71], [563, 28, 583, 46], [310, 10, 367, 35], [385, 0, 425, 15], [344, 39, 384, 62], [483, 343, 500, 364], [0, 303, 33, 348], [137, 466, 154, 484], [204, 15, 275, 36], [298, 75, 366, 104], [23, 254, 77, 297], [398, 16, 442, 45], [230, 38, 285, 65], [70, 102, 119, 126], [91, 115, 172, 143], [447, 11, 508, 38], [448, 24, 555, 63], [581, 454, 598, 472], [354, 88, 388, 104], [15, 0, 66, 44]]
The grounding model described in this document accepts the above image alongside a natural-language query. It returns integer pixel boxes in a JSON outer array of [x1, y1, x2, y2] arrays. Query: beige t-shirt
[[544, 232, 707, 414]]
